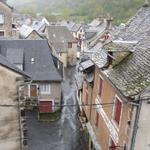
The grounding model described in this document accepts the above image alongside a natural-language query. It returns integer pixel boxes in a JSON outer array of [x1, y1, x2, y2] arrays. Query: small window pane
[[114, 98, 122, 124], [0, 14, 4, 24], [0, 31, 4, 37], [39, 84, 51, 94]]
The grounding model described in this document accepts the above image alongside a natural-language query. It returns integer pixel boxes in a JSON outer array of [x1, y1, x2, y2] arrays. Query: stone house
[[0, 39, 63, 121], [0, 0, 13, 38], [19, 24, 43, 39], [78, 2, 150, 150], [45, 25, 77, 67], [0, 54, 31, 150]]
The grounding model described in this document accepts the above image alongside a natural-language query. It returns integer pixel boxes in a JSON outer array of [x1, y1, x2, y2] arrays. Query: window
[[0, 31, 4, 37], [109, 139, 116, 150], [98, 77, 103, 97], [68, 42, 72, 48], [113, 98, 122, 125], [15, 64, 23, 70], [39, 84, 51, 94], [95, 111, 99, 128], [0, 14, 4, 24]]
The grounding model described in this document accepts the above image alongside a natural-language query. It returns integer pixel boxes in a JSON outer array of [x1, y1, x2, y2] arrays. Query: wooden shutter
[[110, 139, 116, 150], [98, 77, 103, 97], [95, 111, 99, 127], [114, 98, 122, 124]]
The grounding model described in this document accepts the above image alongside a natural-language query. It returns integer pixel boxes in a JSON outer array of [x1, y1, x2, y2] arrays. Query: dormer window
[[0, 14, 4, 24]]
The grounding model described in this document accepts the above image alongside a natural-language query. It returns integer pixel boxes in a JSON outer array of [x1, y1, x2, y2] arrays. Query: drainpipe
[[130, 96, 142, 150]]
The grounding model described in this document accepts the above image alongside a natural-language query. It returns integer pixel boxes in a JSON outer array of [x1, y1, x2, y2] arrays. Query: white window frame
[[0, 14, 4, 24], [112, 95, 123, 131], [39, 84, 51, 94]]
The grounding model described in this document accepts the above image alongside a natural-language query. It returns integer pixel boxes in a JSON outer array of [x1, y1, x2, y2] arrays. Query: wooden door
[[30, 85, 37, 97]]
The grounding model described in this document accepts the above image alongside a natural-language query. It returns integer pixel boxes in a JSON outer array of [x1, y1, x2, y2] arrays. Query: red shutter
[[98, 77, 103, 97], [39, 101, 52, 113], [85, 91, 88, 105], [95, 111, 99, 127], [114, 99, 122, 124], [110, 139, 116, 150]]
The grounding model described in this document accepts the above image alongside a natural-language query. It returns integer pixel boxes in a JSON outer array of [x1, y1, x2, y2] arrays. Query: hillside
[[8, 0, 144, 24]]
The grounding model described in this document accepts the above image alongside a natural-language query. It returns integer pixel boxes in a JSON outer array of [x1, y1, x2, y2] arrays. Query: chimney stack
[[143, 0, 150, 7]]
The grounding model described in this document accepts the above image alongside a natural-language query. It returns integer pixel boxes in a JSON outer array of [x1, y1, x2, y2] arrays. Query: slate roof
[[0, 0, 13, 9], [105, 5, 150, 97], [19, 25, 43, 39], [71, 24, 81, 32], [85, 42, 103, 59], [46, 26, 76, 53], [79, 60, 94, 71], [0, 40, 62, 81], [60, 21, 75, 31], [116, 6, 150, 41], [92, 49, 107, 69], [107, 36, 150, 97], [6, 48, 24, 64], [19, 25, 34, 38], [31, 21, 45, 32], [0, 54, 30, 78]]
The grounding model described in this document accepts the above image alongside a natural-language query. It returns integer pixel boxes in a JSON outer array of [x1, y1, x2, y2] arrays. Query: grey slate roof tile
[[108, 37, 150, 97], [46, 26, 76, 53], [0, 54, 30, 78], [6, 48, 24, 64], [0, 40, 62, 81], [101, 6, 150, 97]]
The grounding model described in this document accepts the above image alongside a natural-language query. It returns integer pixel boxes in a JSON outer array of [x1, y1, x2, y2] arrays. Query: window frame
[[112, 95, 123, 127], [95, 110, 99, 128], [0, 30, 5, 37], [97, 75, 103, 98], [0, 14, 4, 24], [109, 137, 117, 150], [39, 84, 51, 94]]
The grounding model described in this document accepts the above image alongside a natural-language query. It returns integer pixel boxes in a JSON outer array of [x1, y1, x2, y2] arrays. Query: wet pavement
[[26, 66, 87, 150]]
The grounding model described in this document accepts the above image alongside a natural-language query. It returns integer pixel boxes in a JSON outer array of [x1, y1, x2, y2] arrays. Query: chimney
[[143, 0, 150, 7], [106, 17, 113, 30]]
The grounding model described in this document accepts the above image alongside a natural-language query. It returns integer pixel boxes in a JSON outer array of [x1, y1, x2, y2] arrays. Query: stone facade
[[0, 1, 12, 38]]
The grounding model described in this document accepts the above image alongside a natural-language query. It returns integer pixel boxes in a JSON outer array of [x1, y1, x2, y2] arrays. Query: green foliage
[[11, 0, 144, 24]]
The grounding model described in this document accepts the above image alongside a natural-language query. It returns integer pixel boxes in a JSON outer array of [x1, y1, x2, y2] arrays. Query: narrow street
[[26, 66, 87, 150]]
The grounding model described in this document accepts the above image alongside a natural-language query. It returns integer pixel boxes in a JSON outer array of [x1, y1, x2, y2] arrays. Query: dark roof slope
[[117, 6, 150, 41], [6, 48, 24, 64], [0, 54, 30, 78], [0, 40, 62, 81], [105, 6, 150, 97]]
